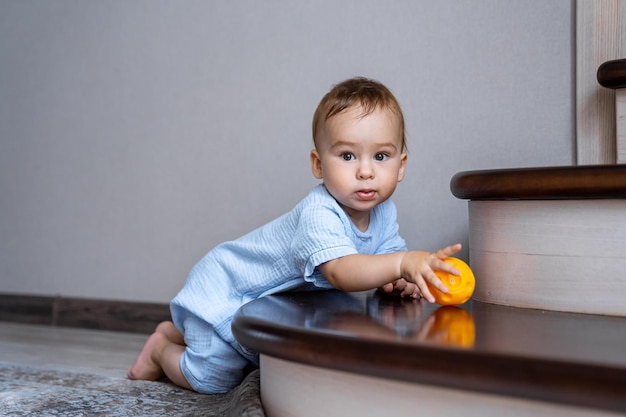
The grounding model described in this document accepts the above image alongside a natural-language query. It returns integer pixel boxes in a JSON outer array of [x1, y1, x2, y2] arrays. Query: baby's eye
[[374, 153, 388, 161], [341, 153, 355, 161]]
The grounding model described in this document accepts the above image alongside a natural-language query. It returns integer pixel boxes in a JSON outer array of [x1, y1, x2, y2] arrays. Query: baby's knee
[[180, 338, 252, 394]]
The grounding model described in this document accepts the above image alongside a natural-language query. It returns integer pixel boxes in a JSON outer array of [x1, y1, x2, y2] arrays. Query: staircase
[[451, 164, 626, 316], [451, 58, 626, 317]]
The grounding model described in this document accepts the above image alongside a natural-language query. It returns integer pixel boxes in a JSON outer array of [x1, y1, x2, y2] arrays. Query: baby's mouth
[[356, 189, 376, 200]]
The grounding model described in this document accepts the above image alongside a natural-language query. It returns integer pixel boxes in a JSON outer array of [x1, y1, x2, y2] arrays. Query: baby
[[127, 76, 461, 394]]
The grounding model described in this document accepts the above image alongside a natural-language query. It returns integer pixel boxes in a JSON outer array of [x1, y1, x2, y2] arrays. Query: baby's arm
[[318, 243, 462, 303]]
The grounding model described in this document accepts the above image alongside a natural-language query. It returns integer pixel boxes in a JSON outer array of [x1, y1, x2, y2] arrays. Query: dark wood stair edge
[[450, 164, 626, 200]]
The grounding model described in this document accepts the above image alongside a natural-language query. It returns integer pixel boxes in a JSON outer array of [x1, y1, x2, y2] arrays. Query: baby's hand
[[380, 278, 422, 298], [400, 243, 462, 303]]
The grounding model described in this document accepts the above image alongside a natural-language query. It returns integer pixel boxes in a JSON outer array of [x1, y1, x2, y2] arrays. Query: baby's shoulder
[[295, 185, 343, 217]]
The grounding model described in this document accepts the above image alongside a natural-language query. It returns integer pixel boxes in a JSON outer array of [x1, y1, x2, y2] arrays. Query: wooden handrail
[[597, 58, 626, 89]]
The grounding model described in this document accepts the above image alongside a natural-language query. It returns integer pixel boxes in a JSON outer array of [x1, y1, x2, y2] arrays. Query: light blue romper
[[170, 184, 407, 393]]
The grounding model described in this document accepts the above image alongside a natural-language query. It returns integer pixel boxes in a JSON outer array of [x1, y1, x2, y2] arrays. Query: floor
[[0, 321, 265, 417], [0, 321, 148, 377]]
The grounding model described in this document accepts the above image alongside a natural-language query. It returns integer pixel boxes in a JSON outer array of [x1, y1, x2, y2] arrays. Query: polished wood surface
[[449, 164, 626, 200], [233, 289, 626, 413], [598, 58, 626, 89]]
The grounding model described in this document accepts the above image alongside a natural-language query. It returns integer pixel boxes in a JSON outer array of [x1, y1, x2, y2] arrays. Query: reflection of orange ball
[[428, 306, 476, 347], [428, 257, 475, 306]]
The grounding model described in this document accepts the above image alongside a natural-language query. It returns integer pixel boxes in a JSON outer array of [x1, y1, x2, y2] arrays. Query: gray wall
[[0, 1, 574, 303]]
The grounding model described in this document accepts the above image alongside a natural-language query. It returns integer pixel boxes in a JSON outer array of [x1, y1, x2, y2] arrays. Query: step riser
[[468, 199, 626, 316]]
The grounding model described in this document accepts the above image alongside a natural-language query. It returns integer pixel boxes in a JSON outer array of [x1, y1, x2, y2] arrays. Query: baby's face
[[311, 105, 407, 229]]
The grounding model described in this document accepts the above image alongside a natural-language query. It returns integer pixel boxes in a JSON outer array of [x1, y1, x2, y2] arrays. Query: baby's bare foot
[[127, 332, 166, 381]]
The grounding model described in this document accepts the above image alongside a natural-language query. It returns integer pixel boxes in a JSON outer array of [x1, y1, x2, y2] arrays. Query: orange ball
[[428, 257, 475, 305], [428, 306, 476, 347]]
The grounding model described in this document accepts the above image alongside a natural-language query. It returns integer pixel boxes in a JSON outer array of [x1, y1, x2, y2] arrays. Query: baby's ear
[[310, 150, 323, 179], [397, 153, 407, 182]]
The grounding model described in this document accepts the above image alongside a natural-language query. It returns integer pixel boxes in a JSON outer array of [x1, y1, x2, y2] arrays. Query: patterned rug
[[0, 362, 265, 417]]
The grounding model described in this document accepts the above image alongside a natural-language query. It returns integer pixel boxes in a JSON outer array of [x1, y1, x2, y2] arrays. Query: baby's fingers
[[418, 280, 437, 303], [433, 257, 460, 276], [418, 271, 448, 303], [380, 282, 394, 293], [434, 243, 462, 259], [400, 282, 421, 298], [426, 269, 449, 294]]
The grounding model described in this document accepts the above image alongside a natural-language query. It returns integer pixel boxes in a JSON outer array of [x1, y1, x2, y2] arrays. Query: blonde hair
[[312, 77, 406, 151]]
